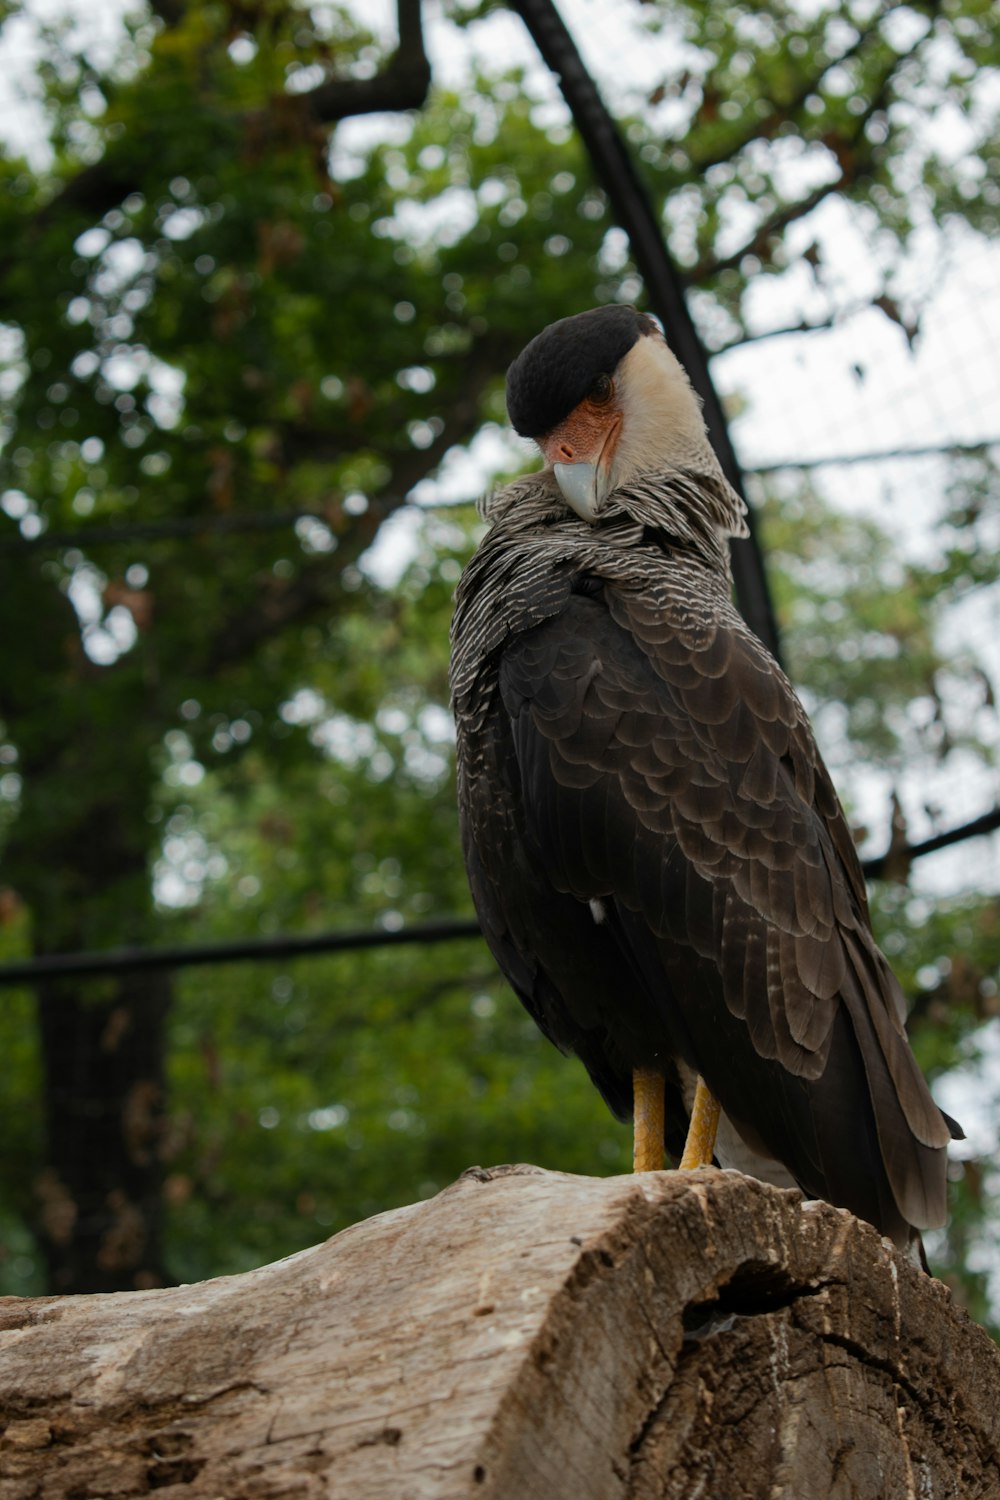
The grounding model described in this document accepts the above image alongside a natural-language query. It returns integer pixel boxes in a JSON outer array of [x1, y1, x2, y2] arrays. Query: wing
[[478, 577, 952, 1239], [456, 606, 692, 1156]]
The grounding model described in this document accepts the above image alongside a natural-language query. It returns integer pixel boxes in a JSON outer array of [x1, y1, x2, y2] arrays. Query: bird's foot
[[679, 1076, 721, 1170], [632, 1067, 665, 1172]]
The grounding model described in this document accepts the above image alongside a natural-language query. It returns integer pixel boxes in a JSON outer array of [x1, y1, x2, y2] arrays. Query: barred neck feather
[[452, 468, 746, 711], [480, 463, 746, 582]]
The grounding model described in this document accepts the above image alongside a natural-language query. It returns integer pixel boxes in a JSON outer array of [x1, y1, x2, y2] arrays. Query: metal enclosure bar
[[512, 0, 782, 660]]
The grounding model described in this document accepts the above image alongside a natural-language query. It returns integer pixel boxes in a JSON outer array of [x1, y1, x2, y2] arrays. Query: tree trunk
[[34, 968, 172, 1294], [1, 1166, 997, 1498], [0, 550, 173, 1295]]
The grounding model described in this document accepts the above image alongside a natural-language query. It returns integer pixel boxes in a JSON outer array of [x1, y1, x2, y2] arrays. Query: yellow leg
[[632, 1068, 665, 1173], [679, 1075, 721, 1170]]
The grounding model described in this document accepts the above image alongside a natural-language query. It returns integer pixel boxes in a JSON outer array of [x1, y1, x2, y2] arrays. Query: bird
[[449, 303, 961, 1253]]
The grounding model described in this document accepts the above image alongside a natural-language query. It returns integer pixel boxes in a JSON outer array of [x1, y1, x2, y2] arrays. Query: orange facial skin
[[537, 396, 623, 475]]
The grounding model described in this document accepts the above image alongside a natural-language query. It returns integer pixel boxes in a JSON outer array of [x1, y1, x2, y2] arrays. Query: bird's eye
[[589, 373, 614, 405]]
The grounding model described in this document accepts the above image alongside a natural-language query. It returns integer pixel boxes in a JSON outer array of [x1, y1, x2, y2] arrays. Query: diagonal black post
[[511, 0, 782, 661]]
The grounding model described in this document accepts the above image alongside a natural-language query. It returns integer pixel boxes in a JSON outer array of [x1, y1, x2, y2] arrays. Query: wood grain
[[1, 1166, 997, 1498]]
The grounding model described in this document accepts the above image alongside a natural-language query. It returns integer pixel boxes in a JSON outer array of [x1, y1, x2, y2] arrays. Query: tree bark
[[1, 1167, 997, 1498], [34, 969, 172, 1294], [0, 552, 173, 1296]]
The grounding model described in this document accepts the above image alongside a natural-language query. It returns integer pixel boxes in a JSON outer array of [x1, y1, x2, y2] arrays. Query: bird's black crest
[[506, 305, 658, 438]]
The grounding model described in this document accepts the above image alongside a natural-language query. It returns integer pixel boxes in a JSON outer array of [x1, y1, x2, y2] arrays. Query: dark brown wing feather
[[457, 573, 953, 1243]]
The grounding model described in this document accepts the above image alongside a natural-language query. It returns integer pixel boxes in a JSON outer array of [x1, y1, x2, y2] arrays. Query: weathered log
[[1, 1166, 998, 1498]]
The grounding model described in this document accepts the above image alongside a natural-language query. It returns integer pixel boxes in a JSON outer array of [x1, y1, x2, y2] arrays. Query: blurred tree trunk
[[2, 1169, 999, 1497], [2, 556, 170, 1293], [0, 0, 441, 1293], [35, 971, 171, 1294]]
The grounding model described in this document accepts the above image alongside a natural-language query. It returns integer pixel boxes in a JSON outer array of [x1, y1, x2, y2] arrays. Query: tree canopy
[[0, 0, 997, 1316]]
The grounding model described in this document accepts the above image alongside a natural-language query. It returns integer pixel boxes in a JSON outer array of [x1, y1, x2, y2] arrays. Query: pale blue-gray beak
[[553, 461, 605, 524]]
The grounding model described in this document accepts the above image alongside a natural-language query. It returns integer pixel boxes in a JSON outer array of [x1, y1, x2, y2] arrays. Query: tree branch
[[302, 0, 430, 124], [685, 0, 917, 178], [689, 37, 913, 284], [145, 0, 188, 26], [710, 289, 882, 352], [202, 347, 492, 673], [712, 279, 934, 354], [1, 0, 430, 287], [691, 179, 843, 283]]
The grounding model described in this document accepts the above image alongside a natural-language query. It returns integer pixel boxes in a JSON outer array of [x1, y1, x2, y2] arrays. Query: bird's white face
[[536, 333, 709, 523]]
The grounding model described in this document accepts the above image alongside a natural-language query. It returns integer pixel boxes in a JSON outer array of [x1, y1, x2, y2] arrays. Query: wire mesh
[[486, 0, 1000, 897]]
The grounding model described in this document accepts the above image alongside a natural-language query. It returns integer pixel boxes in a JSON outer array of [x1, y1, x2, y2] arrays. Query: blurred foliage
[[0, 0, 996, 1319], [760, 473, 1000, 774]]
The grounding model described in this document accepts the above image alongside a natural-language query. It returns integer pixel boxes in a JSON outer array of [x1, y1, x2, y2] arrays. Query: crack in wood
[[2, 1171, 998, 1499]]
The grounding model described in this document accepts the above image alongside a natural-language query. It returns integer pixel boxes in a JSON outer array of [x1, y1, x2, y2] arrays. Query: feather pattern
[[452, 441, 956, 1250]]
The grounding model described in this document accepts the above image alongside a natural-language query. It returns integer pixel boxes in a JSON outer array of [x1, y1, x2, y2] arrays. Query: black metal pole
[[0, 805, 995, 988], [0, 918, 484, 986], [510, 0, 782, 660]]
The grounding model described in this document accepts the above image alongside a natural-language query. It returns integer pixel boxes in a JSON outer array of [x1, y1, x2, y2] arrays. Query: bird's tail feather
[[839, 930, 951, 1231]]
